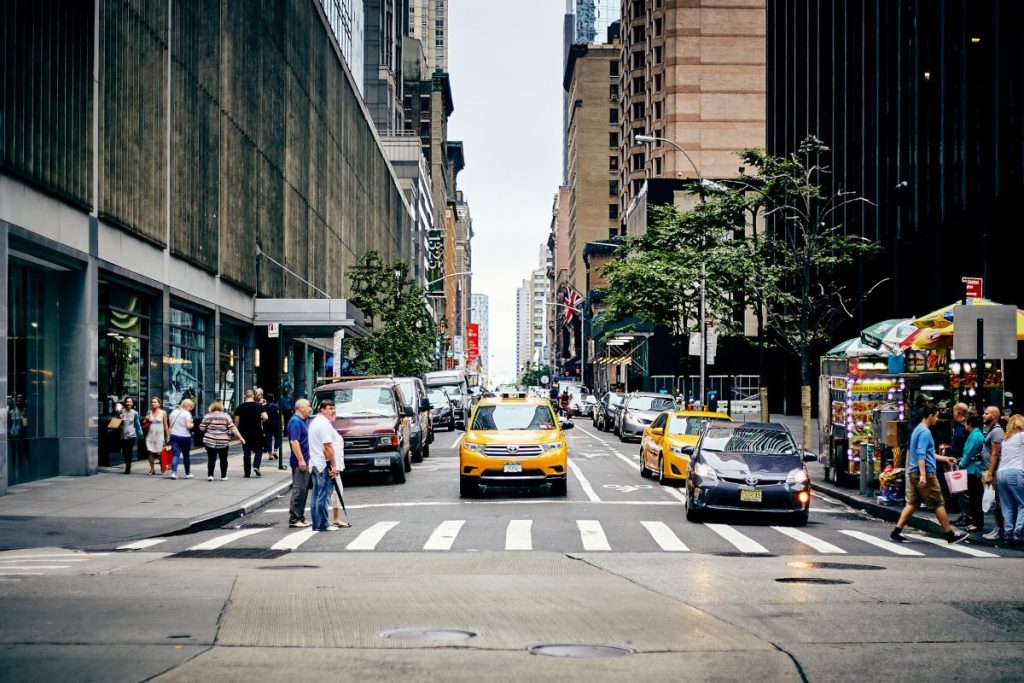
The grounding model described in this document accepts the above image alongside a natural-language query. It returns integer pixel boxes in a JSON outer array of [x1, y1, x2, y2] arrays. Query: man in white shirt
[[307, 399, 339, 532]]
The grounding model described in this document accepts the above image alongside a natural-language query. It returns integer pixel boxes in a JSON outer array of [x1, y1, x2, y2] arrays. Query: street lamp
[[426, 271, 473, 288], [634, 133, 709, 407]]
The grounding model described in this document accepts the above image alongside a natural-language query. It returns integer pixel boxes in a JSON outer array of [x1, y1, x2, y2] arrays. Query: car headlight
[[623, 411, 636, 422], [668, 445, 685, 455], [462, 442, 484, 452], [693, 462, 719, 482], [786, 468, 809, 485], [539, 442, 562, 452], [378, 433, 399, 447]]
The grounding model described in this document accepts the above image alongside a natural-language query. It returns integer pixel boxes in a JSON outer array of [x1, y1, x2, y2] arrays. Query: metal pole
[[699, 261, 706, 410], [976, 319, 985, 418]]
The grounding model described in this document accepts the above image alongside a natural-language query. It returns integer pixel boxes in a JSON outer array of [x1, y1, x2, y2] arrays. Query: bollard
[[858, 447, 870, 497]]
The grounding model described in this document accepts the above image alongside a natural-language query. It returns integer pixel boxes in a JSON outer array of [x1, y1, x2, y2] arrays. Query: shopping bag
[[160, 445, 173, 473], [982, 484, 995, 513], [944, 467, 968, 495], [107, 417, 123, 430]]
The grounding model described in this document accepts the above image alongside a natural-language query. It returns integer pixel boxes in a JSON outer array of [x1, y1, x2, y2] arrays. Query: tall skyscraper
[[320, 0, 366, 92], [408, 0, 447, 71]]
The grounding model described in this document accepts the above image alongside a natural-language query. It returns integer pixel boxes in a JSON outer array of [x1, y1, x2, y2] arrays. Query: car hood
[[665, 434, 700, 447], [623, 409, 659, 420], [465, 430, 561, 445], [700, 450, 801, 476], [332, 417, 398, 436]]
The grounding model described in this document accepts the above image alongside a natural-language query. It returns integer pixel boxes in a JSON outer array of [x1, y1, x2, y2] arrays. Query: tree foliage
[[519, 364, 552, 387], [346, 251, 436, 376]]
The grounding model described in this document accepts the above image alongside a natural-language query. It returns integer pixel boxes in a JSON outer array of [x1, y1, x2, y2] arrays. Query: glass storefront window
[[166, 307, 208, 411], [218, 325, 244, 413]]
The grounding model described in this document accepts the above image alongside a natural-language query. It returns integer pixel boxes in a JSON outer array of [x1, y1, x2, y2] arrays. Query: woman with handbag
[[995, 414, 1024, 546], [958, 414, 986, 532], [167, 398, 195, 479], [144, 397, 171, 475], [114, 397, 143, 474], [199, 400, 245, 481]]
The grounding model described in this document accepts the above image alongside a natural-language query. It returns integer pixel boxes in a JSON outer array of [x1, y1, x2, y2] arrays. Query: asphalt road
[[2, 420, 1022, 682]]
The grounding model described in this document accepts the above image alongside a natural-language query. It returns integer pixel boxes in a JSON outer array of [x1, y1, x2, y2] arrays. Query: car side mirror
[[803, 451, 817, 463], [559, 418, 575, 430], [650, 427, 663, 436], [403, 406, 415, 418], [682, 445, 694, 456], [419, 398, 431, 412], [454, 420, 466, 431]]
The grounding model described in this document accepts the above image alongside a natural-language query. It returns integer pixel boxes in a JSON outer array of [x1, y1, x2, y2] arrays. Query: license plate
[[504, 462, 523, 473], [740, 488, 762, 503], [373, 457, 390, 467]]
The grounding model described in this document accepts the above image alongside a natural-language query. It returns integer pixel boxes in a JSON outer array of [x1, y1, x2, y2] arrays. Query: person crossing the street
[[287, 399, 312, 528], [307, 399, 340, 532]]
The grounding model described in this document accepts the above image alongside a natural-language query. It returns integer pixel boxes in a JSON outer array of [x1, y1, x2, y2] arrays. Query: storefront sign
[[268, 322, 279, 339], [466, 323, 479, 365], [427, 230, 444, 294]]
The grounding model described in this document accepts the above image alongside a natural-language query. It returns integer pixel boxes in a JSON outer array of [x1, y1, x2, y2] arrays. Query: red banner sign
[[962, 276, 983, 300], [466, 323, 479, 365]]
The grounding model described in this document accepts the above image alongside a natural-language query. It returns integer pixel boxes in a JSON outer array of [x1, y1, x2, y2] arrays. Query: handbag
[[141, 417, 151, 432], [944, 466, 968, 495]]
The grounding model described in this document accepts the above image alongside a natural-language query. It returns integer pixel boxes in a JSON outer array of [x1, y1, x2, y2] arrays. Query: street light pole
[[634, 134, 708, 407]]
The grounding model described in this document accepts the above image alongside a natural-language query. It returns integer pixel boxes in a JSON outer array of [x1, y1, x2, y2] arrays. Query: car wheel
[[449, 417, 456, 432], [793, 511, 809, 526], [551, 478, 567, 496], [404, 452, 412, 472], [392, 460, 407, 484], [412, 445, 424, 464], [657, 456, 667, 485], [639, 448, 652, 478], [459, 478, 478, 497], [422, 443, 430, 459], [685, 496, 702, 522]]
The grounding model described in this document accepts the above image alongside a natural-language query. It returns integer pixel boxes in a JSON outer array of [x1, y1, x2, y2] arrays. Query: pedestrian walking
[[280, 386, 295, 442], [890, 405, 969, 544], [167, 399, 195, 479], [958, 413, 986, 532], [981, 406, 1006, 541], [233, 389, 268, 478], [994, 414, 1024, 545], [115, 397, 143, 474], [946, 403, 969, 520], [200, 400, 244, 481], [307, 399, 340, 532], [263, 393, 282, 461], [144, 397, 170, 475], [329, 430, 350, 529], [287, 399, 312, 528]]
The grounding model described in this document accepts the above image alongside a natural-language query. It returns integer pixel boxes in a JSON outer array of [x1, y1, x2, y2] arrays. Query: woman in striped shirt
[[199, 400, 245, 481]]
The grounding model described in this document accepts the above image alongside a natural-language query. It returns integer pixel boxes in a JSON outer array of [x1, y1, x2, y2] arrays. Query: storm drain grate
[[257, 564, 321, 570], [381, 629, 478, 642], [529, 644, 635, 658], [233, 522, 276, 529], [775, 577, 852, 585], [169, 548, 289, 560], [708, 552, 776, 558], [787, 561, 884, 571]]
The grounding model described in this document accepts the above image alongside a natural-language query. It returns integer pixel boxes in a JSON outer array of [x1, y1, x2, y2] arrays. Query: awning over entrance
[[253, 299, 370, 338]]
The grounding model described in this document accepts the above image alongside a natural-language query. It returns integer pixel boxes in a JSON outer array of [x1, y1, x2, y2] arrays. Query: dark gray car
[[595, 391, 623, 432], [615, 392, 676, 442]]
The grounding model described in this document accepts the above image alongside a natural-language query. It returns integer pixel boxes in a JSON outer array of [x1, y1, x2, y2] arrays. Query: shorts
[[906, 471, 945, 510]]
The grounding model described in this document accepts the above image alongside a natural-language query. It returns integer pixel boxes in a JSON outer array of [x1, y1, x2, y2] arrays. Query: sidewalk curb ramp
[[161, 479, 292, 537]]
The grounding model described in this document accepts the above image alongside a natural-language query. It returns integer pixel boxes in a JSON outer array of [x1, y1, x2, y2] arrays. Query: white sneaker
[[185, 474, 194, 479], [221, 476, 229, 481], [169, 473, 177, 480], [208, 476, 214, 481]]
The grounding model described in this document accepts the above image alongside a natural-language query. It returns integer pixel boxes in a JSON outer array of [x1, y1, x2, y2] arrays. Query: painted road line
[[117, 539, 167, 551], [0, 557, 89, 563], [0, 553, 107, 560], [271, 528, 318, 551], [771, 526, 847, 554], [640, 521, 689, 552], [506, 520, 533, 550], [423, 520, 466, 550], [909, 534, 999, 558], [574, 424, 608, 444], [450, 435, 463, 449], [0, 565, 72, 570], [660, 484, 687, 504], [187, 528, 267, 551], [705, 523, 770, 554], [567, 459, 601, 502], [0, 571, 45, 576], [838, 530, 925, 556], [346, 521, 400, 550], [577, 520, 611, 551]]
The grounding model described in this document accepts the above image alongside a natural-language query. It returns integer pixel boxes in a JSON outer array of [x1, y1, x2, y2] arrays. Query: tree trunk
[[759, 387, 770, 424], [801, 385, 812, 451]]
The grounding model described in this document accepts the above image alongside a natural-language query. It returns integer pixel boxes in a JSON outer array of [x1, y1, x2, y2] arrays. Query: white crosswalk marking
[[117, 539, 167, 551], [505, 520, 533, 550], [271, 528, 318, 551], [424, 520, 465, 550], [640, 521, 689, 552], [0, 565, 72, 570], [771, 526, 847, 554], [346, 521, 399, 550], [705, 523, 769, 554], [187, 528, 267, 551], [577, 520, 611, 551], [838, 530, 925, 556], [908, 534, 999, 558]]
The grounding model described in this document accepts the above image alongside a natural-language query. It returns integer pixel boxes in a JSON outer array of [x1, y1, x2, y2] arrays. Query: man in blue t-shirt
[[287, 398, 313, 528], [891, 405, 968, 544]]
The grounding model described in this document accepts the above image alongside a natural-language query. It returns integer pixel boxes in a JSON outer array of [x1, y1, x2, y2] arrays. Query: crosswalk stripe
[[771, 526, 847, 554], [271, 528, 318, 551], [704, 523, 770, 554], [117, 539, 167, 551], [187, 528, 267, 551], [0, 565, 72, 570], [908, 534, 999, 558], [640, 521, 689, 551], [424, 520, 465, 550], [838, 530, 925, 556], [505, 520, 533, 550], [577, 520, 611, 551], [346, 521, 399, 550]]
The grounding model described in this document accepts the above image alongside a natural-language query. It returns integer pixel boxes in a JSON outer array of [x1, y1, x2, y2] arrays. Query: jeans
[[242, 432, 263, 475], [120, 437, 137, 472], [289, 466, 311, 524], [310, 467, 331, 531], [996, 468, 1024, 541], [206, 446, 229, 478], [169, 435, 192, 475], [263, 427, 281, 456]]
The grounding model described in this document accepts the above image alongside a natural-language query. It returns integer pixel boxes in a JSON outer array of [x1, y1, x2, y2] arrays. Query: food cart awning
[[860, 319, 916, 350], [825, 337, 887, 358], [903, 299, 1024, 350]]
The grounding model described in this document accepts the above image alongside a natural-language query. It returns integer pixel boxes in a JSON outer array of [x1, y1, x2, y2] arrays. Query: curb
[[163, 479, 292, 536], [811, 480, 946, 536]]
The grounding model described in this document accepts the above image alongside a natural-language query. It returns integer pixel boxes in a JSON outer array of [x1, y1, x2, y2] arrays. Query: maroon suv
[[312, 378, 414, 484]]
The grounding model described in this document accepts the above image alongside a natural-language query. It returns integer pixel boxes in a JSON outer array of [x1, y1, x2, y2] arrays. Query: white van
[[423, 370, 471, 419]]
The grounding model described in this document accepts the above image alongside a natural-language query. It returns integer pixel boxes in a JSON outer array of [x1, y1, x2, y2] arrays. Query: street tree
[[346, 251, 436, 376], [520, 364, 553, 388]]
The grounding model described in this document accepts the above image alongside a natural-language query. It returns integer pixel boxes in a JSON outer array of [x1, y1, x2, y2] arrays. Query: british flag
[[562, 288, 583, 325]]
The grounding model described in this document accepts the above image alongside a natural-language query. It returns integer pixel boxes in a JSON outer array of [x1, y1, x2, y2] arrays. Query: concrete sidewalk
[[0, 444, 291, 550]]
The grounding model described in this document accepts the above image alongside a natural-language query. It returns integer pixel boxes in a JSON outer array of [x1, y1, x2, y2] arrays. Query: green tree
[[519, 364, 552, 387], [347, 251, 436, 376]]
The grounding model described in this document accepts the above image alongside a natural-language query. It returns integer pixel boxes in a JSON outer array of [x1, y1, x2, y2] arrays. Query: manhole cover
[[709, 552, 775, 558], [787, 561, 884, 571], [529, 644, 634, 658], [775, 577, 852, 585], [257, 564, 320, 570], [234, 522, 276, 529], [169, 549, 289, 560], [167, 634, 192, 639], [381, 629, 477, 642]]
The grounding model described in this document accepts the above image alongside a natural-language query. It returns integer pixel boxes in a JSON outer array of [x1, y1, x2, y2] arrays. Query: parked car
[[684, 421, 815, 525], [594, 391, 623, 432], [426, 387, 456, 431], [394, 376, 433, 462], [424, 370, 472, 419], [312, 377, 414, 484], [615, 392, 676, 441], [639, 410, 732, 485]]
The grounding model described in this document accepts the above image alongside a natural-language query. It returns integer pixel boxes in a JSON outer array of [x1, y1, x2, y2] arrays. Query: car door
[[643, 413, 668, 471]]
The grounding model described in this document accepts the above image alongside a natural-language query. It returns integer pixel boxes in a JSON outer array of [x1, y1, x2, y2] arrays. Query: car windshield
[[426, 389, 449, 405], [608, 394, 622, 406], [396, 381, 415, 405], [627, 396, 674, 411], [669, 416, 716, 436], [323, 387, 397, 418], [700, 427, 798, 455], [471, 404, 556, 430]]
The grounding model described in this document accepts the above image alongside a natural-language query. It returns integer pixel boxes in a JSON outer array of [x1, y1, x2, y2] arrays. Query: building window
[[632, 152, 646, 171], [654, 46, 663, 64], [631, 51, 645, 69], [631, 0, 643, 19], [609, 156, 619, 171], [610, 60, 619, 78], [632, 179, 644, 195], [632, 102, 645, 118], [654, 74, 662, 91], [609, 132, 619, 148], [609, 180, 619, 196], [633, 76, 644, 95], [609, 204, 619, 220], [166, 307, 208, 412], [632, 26, 645, 42], [609, 84, 619, 100], [654, 101, 662, 119], [654, 157, 662, 175], [609, 108, 618, 124]]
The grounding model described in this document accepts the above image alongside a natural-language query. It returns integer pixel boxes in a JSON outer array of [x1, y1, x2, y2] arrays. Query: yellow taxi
[[458, 393, 571, 497], [639, 410, 732, 485]]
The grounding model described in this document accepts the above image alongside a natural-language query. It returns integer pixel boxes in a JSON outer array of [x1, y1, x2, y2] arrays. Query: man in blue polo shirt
[[287, 398, 312, 528], [891, 404, 968, 544]]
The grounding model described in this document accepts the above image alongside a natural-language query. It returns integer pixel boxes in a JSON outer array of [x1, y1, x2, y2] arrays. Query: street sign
[[706, 327, 718, 364], [952, 304, 1017, 359], [688, 332, 700, 356], [333, 330, 344, 363], [454, 335, 464, 354], [540, 375, 549, 385], [268, 323, 280, 339], [961, 276, 983, 300]]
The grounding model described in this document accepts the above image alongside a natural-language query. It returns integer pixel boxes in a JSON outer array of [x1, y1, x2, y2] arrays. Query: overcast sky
[[448, 1, 565, 384]]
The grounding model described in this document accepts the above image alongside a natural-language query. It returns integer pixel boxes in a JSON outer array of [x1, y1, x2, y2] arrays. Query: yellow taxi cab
[[458, 393, 572, 497], [639, 410, 732, 485]]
